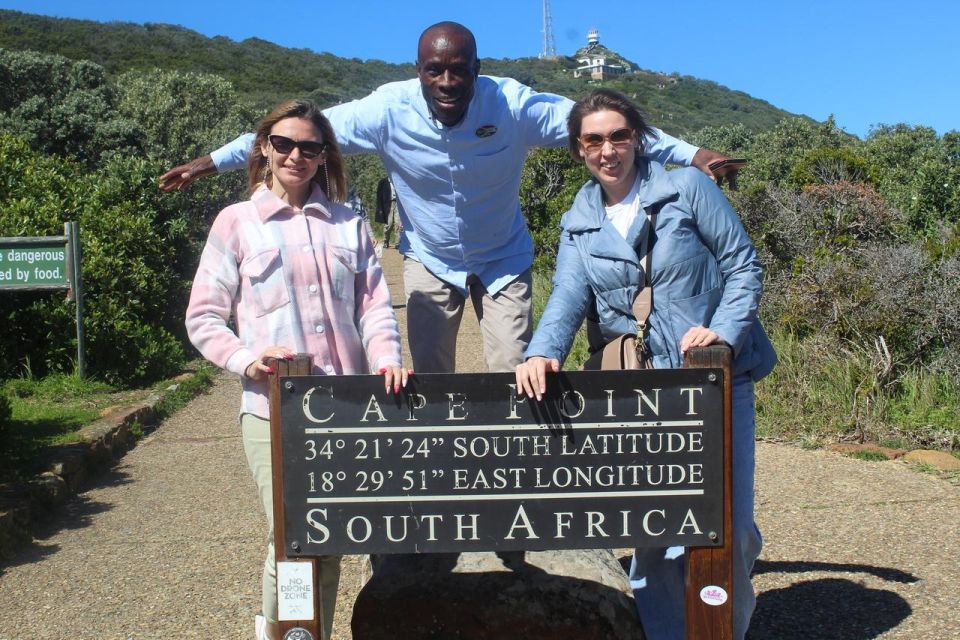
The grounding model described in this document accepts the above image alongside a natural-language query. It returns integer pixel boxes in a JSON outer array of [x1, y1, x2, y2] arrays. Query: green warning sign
[[0, 241, 70, 289]]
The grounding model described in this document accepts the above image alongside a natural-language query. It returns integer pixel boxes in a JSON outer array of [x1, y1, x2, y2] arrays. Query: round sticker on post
[[283, 628, 314, 640], [699, 585, 729, 606]]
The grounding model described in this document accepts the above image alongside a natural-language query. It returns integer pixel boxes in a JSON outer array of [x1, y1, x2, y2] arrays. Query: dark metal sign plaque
[[277, 370, 723, 556]]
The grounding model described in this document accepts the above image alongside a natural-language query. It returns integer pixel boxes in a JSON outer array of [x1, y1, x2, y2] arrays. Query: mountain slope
[[0, 9, 802, 136]]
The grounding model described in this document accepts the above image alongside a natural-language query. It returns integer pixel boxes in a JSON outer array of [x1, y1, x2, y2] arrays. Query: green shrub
[[847, 450, 889, 462], [786, 147, 876, 189], [0, 51, 254, 385], [0, 135, 237, 385], [864, 124, 960, 234], [756, 327, 960, 450], [113, 68, 255, 164], [886, 369, 960, 449], [0, 48, 141, 164], [521, 147, 591, 272]]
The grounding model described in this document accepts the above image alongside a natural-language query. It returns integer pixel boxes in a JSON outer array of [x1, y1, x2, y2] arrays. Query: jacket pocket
[[329, 247, 359, 299], [665, 286, 722, 354], [239, 248, 290, 317]]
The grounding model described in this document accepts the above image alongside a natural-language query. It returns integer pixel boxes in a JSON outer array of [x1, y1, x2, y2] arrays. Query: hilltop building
[[573, 28, 631, 81]]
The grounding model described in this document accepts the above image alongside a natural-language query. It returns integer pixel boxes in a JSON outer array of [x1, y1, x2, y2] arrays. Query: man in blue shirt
[[160, 21, 739, 375]]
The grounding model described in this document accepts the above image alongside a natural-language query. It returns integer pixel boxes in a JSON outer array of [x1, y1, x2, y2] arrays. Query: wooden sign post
[[267, 345, 733, 640], [684, 345, 734, 640], [269, 355, 322, 640]]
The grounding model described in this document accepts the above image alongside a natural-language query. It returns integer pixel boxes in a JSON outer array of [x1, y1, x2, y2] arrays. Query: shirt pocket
[[329, 246, 359, 300], [239, 247, 290, 317], [457, 146, 515, 191]]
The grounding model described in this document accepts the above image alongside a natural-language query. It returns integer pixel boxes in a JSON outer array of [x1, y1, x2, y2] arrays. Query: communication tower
[[540, 0, 557, 58]]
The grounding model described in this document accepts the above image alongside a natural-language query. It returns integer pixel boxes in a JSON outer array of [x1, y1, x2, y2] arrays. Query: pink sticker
[[699, 585, 728, 606]]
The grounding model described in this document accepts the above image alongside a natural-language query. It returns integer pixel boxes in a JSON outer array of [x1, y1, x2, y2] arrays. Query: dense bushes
[[0, 48, 141, 163], [0, 49, 251, 385], [114, 68, 255, 164], [694, 119, 960, 445], [0, 137, 182, 383], [520, 148, 592, 271]]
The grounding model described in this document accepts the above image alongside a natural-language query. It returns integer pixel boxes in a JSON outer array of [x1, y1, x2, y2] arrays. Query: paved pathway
[[1, 248, 957, 639]]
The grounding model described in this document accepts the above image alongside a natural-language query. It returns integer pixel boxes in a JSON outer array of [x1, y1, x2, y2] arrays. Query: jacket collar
[[563, 158, 680, 234], [251, 184, 333, 223]]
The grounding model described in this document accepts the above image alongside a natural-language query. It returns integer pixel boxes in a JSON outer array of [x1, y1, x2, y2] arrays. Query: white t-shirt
[[604, 174, 642, 240]]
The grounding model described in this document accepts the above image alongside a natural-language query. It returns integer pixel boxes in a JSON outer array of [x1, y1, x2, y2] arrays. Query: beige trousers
[[240, 413, 341, 639], [403, 258, 532, 373]]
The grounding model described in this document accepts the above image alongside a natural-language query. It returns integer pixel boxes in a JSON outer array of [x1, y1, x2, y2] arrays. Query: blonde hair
[[246, 99, 347, 202]]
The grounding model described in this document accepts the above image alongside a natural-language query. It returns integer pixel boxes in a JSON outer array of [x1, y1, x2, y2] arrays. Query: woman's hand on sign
[[244, 346, 295, 380], [680, 325, 722, 355], [515, 356, 561, 402], [379, 365, 412, 394]]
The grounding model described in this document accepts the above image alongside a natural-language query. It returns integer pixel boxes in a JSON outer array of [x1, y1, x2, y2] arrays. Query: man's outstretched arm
[[158, 133, 256, 191], [645, 130, 745, 191], [159, 154, 217, 191]]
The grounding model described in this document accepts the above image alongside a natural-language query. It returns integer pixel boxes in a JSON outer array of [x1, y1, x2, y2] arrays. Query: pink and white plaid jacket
[[186, 184, 402, 419]]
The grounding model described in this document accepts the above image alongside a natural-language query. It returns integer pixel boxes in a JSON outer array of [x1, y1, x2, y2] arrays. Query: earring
[[262, 157, 271, 183], [322, 161, 330, 198]]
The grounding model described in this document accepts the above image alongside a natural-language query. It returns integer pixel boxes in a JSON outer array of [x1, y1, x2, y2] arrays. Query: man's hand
[[159, 154, 217, 192], [691, 148, 747, 191]]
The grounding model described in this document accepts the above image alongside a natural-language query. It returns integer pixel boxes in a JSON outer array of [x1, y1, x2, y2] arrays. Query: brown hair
[[566, 88, 656, 163], [247, 99, 347, 202]]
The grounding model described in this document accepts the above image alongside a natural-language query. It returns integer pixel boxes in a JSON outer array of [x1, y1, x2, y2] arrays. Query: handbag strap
[[632, 206, 658, 336]]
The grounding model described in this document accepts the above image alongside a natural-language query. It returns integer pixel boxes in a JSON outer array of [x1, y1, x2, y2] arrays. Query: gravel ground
[[1, 247, 957, 639]]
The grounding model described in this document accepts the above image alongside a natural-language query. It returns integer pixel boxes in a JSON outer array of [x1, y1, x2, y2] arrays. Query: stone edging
[[0, 377, 203, 558]]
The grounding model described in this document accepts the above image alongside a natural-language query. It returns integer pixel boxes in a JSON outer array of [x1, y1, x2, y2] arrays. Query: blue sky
[[1, 0, 956, 138]]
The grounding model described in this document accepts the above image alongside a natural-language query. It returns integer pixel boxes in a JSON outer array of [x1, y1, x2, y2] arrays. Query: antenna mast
[[541, 0, 557, 58]]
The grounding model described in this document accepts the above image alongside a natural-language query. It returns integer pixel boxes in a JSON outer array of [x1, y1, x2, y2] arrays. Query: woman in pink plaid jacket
[[186, 99, 408, 640]]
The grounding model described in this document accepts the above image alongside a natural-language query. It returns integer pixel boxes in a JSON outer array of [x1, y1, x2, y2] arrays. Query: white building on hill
[[573, 28, 631, 80]]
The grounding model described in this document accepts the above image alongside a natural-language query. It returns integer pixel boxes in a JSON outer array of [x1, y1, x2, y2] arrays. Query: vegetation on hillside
[[0, 10, 414, 109], [0, 9, 796, 137]]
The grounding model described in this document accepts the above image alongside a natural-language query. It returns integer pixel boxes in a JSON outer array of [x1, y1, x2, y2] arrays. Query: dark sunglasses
[[579, 127, 635, 152], [268, 134, 328, 159]]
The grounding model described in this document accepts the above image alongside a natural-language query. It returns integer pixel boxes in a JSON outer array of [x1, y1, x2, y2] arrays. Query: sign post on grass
[[0, 222, 86, 377], [268, 346, 734, 639]]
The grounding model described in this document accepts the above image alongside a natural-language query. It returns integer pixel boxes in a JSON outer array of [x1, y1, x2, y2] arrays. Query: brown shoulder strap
[[632, 206, 658, 334]]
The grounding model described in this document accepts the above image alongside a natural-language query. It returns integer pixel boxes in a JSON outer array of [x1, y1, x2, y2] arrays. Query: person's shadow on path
[[747, 559, 916, 639]]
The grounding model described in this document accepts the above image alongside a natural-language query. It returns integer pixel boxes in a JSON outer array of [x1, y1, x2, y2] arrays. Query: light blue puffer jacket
[[526, 159, 777, 380]]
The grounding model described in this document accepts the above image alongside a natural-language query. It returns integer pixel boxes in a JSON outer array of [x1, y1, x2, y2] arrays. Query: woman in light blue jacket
[[515, 89, 776, 640]]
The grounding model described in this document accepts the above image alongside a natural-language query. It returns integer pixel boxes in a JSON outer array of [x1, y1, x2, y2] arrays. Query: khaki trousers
[[241, 413, 341, 639], [403, 258, 532, 373]]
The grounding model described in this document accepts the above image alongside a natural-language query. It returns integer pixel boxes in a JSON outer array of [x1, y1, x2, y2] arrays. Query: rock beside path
[[351, 549, 642, 639]]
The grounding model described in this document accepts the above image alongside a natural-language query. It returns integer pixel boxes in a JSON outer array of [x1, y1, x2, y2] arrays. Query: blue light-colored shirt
[[212, 76, 699, 294]]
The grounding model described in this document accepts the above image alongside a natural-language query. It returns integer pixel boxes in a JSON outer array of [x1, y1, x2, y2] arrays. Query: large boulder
[[351, 549, 643, 639]]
